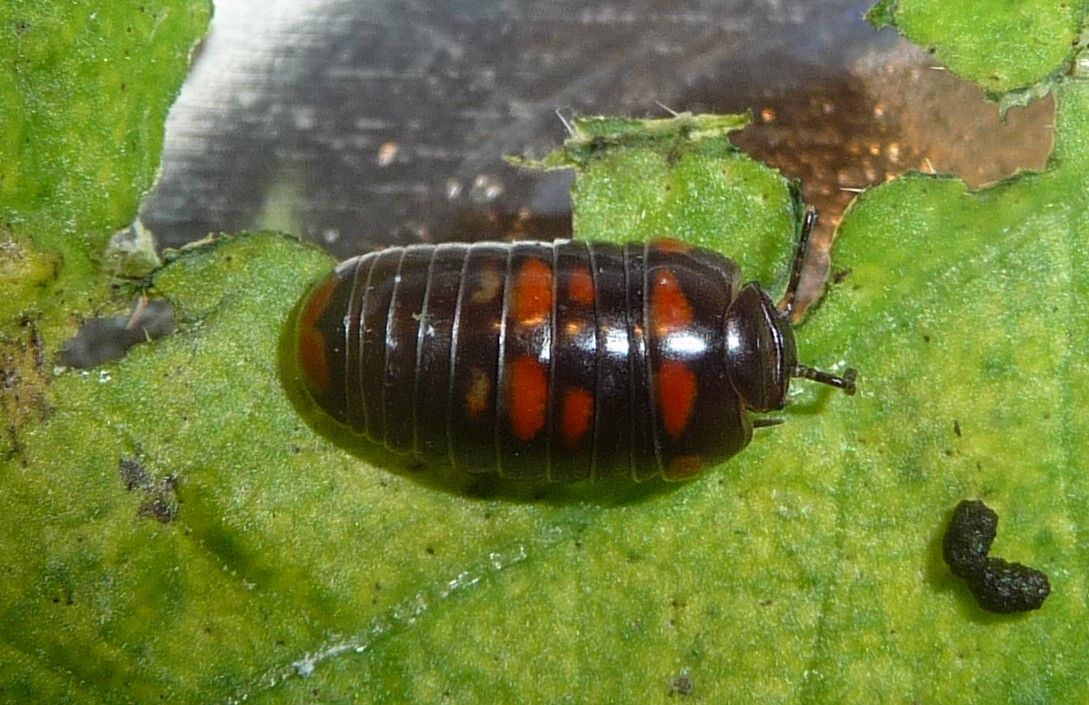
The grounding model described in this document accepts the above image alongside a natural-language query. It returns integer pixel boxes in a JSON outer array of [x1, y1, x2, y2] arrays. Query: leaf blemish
[[119, 456, 179, 522], [119, 456, 151, 491], [669, 671, 693, 697]]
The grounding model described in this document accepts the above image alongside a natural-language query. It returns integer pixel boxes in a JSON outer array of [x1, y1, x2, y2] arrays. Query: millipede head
[[725, 280, 857, 414]]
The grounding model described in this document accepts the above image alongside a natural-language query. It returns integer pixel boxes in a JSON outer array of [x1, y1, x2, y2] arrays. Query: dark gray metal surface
[[141, 0, 1051, 267]]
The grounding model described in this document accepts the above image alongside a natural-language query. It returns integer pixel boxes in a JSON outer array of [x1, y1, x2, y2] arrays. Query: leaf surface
[[2, 3, 1087, 704]]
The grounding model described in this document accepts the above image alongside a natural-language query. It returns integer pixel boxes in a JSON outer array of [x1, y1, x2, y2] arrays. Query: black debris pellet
[[970, 557, 1051, 614], [941, 498, 1051, 614], [943, 499, 997, 578]]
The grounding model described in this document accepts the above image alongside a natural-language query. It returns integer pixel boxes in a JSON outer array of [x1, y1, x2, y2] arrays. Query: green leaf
[[865, 0, 897, 30], [0, 1, 212, 343], [782, 76, 1089, 702], [516, 111, 802, 285], [3, 3, 1089, 704], [868, 0, 1088, 95], [512, 112, 751, 169]]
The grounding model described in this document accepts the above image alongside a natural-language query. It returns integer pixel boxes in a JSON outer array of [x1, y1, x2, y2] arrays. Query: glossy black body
[[296, 239, 770, 481]]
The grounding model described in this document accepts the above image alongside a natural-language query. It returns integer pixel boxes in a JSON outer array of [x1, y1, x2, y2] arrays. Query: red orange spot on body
[[657, 360, 697, 439], [297, 276, 338, 393], [298, 329, 329, 393], [561, 387, 594, 447], [650, 269, 693, 333], [665, 455, 704, 480], [514, 258, 553, 325], [301, 276, 337, 326], [655, 238, 692, 254], [568, 266, 595, 307], [508, 356, 549, 441]]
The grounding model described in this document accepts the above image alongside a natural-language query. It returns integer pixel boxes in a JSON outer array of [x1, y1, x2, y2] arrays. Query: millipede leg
[[778, 206, 817, 319]]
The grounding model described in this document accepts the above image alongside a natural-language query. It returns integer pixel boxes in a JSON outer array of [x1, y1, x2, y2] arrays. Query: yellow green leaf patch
[[3, 2, 1089, 704], [869, 0, 1088, 97]]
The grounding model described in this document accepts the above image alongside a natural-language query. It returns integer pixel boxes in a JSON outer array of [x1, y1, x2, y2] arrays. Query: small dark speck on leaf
[[119, 456, 151, 491], [50, 588, 73, 606], [139, 496, 178, 524], [942, 498, 1050, 613], [953, 419, 962, 437], [425, 545, 435, 555], [922, 334, 931, 343], [832, 267, 853, 284], [120, 457, 179, 523], [669, 672, 693, 697]]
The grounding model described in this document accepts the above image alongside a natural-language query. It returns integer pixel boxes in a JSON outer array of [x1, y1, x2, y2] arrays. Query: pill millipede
[[294, 208, 856, 482]]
